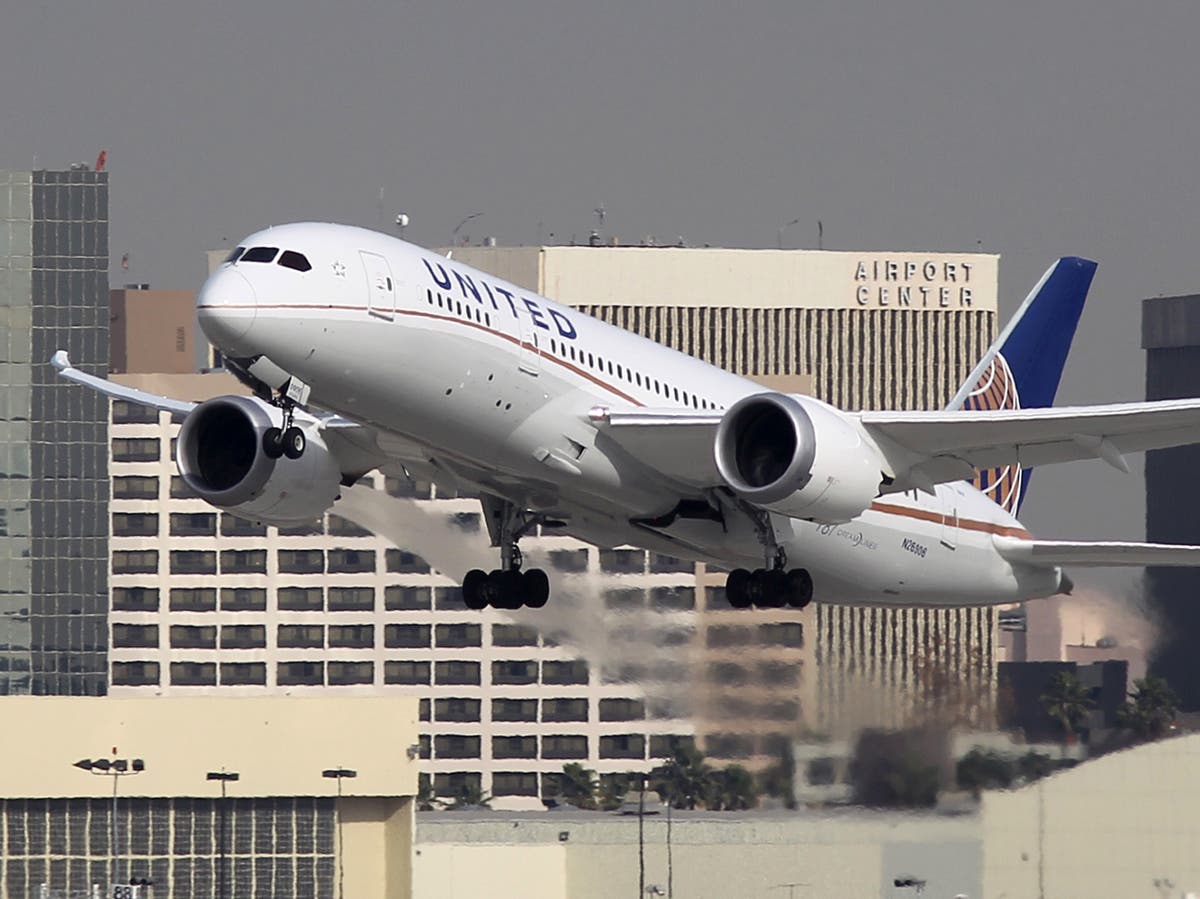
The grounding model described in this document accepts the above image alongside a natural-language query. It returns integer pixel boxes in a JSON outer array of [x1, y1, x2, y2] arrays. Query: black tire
[[757, 569, 788, 608], [462, 569, 489, 610], [485, 569, 506, 607], [726, 569, 753, 609], [282, 427, 306, 460], [262, 427, 284, 459], [522, 569, 550, 608], [785, 568, 814, 609]]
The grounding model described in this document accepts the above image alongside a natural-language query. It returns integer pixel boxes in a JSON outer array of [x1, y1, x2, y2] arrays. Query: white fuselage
[[197, 223, 1061, 608]]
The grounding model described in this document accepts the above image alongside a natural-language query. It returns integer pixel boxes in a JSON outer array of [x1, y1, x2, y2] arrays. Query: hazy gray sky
[[6, 1, 1200, 585]]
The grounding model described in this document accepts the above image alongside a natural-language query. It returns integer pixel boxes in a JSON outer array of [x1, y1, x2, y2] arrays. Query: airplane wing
[[52, 350, 197, 416], [993, 536, 1200, 567], [590, 407, 722, 487], [860, 398, 1200, 492]]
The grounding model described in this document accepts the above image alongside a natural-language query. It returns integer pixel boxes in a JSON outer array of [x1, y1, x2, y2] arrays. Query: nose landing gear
[[262, 377, 310, 460]]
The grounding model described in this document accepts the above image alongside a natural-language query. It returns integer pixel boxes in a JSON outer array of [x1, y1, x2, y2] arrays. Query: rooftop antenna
[[377, 187, 385, 229], [594, 203, 606, 231]]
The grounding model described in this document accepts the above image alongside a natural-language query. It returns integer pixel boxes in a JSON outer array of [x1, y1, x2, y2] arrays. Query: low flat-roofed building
[[0, 695, 418, 899]]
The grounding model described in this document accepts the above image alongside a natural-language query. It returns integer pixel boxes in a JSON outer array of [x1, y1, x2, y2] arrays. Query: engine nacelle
[[713, 392, 883, 524], [176, 395, 343, 526]]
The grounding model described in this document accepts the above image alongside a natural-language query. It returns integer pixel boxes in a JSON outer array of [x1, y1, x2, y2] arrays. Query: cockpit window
[[225, 246, 246, 264], [241, 246, 279, 263], [278, 250, 312, 273]]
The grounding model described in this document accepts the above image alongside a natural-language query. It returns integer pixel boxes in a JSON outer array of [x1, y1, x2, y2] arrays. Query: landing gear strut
[[724, 507, 813, 610], [462, 497, 552, 610], [262, 380, 308, 461]]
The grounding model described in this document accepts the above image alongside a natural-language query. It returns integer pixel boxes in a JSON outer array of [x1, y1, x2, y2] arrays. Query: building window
[[707, 662, 749, 686], [543, 659, 588, 685], [541, 735, 588, 760], [385, 549, 429, 573], [706, 626, 753, 648], [111, 437, 160, 462], [599, 698, 645, 722], [170, 625, 216, 649], [492, 698, 538, 722], [278, 550, 324, 574], [328, 661, 373, 685], [385, 660, 430, 685], [221, 587, 267, 612], [220, 662, 266, 686], [170, 550, 216, 575], [112, 661, 160, 686], [112, 512, 158, 537], [434, 735, 481, 759], [433, 772, 481, 799], [328, 587, 374, 612], [169, 587, 216, 612], [600, 734, 646, 759], [278, 661, 324, 686], [492, 660, 537, 686], [170, 662, 217, 686], [758, 622, 804, 647], [434, 587, 465, 610], [384, 585, 431, 611], [492, 772, 539, 797], [600, 548, 644, 573], [327, 514, 372, 538], [604, 588, 644, 610], [112, 400, 158, 424], [220, 549, 267, 575], [549, 549, 588, 572], [757, 661, 799, 687], [112, 624, 158, 649], [436, 623, 481, 648], [704, 733, 755, 759], [420, 701, 431, 723], [113, 550, 158, 574], [434, 661, 480, 686], [220, 625, 266, 650], [492, 736, 537, 759], [492, 624, 538, 647], [112, 586, 159, 612], [278, 586, 323, 611], [278, 625, 324, 649], [435, 698, 481, 723], [169, 475, 198, 499], [327, 549, 375, 574], [384, 624, 431, 649], [277, 520, 323, 537], [328, 625, 374, 649], [649, 553, 693, 573], [220, 514, 267, 537], [542, 698, 588, 722], [113, 476, 158, 500], [650, 586, 695, 611], [169, 512, 216, 537]]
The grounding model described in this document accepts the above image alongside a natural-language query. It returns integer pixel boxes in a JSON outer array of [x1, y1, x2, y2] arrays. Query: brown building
[[109, 286, 196, 373]]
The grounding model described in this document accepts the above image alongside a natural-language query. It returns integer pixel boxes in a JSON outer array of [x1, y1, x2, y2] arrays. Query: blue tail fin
[[948, 256, 1098, 514]]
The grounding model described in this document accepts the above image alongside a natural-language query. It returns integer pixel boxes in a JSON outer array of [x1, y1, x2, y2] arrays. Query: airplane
[[53, 223, 1200, 612]]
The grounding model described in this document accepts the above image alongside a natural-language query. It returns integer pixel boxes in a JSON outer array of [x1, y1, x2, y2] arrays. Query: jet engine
[[175, 395, 343, 525], [713, 392, 883, 524]]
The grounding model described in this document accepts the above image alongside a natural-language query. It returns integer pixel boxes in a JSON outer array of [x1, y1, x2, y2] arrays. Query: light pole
[[451, 212, 483, 247], [323, 767, 358, 899], [74, 756, 145, 894], [206, 770, 239, 899], [777, 217, 801, 250]]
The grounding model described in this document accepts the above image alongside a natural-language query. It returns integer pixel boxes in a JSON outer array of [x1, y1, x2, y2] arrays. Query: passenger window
[[225, 246, 246, 264], [278, 250, 312, 272], [241, 246, 279, 263]]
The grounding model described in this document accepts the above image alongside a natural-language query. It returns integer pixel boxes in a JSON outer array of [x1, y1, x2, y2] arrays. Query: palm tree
[[1117, 676, 1180, 742], [598, 773, 632, 811], [651, 739, 712, 810], [1040, 670, 1093, 753], [558, 762, 599, 809], [707, 765, 757, 811], [442, 781, 492, 810]]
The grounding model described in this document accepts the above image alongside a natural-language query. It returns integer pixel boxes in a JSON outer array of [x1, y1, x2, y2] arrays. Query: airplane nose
[[197, 268, 257, 354]]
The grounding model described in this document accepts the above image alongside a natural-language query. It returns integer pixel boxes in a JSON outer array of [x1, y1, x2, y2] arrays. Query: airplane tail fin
[[947, 256, 1098, 515]]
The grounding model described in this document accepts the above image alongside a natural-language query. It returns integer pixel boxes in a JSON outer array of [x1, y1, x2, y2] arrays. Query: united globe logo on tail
[[965, 354, 1022, 515]]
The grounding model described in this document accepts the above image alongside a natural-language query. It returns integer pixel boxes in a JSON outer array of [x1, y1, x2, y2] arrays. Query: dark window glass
[[278, 550, 324, 574], [385, 549, 429, 573], [169, 512, 215, 537], [492, 624, 538, 647], [328, 625, 374, 649], [221, 588, 266, 612], [112, 401, 158, 424], [542, 698, 588, 722], [604, 588, 644, 610], [170, 550, 216, 575], [113, 476, 158, 499], [384, 624, 430, 649], [220, 514, 267, 537], [544, 659, 588, 685], [599, 698, 645, 722], [111, 437, 160, 462], [328, 661, 373, 685], [220, 549, 266, 574], [492, 698, 538, 722], [758, 622, 804, 648], [436, 623, 481, 648], [112, 513, 158, 537], [542, 735, 588, 760], [113, 550, 158, 574], [649, 735, 695, 759], [112, 661, 160, 687], [278, 250, 312, 272], [220, 625, 266, 649], [492, 736, 537, 759], [278, 661, 324, 686], [220, 662, 266, 686], [600, 549, 644, 574], [549, 549, 588, 572], [434, 735, 481, 759], [492, 660, 537, 685], [113, 586, 159, 612], [757, 661, 799, 687], [328, 587, 374, 611], [241, 246, 279, 263], [385, 660, 430, 685], [225, 246, 246, 263], [435, 698, 481, 723], [705, 733, 754, 759], [169, 588, 216, 612], [328, 549, 375, 573], [493, 772, 538, 797], [649, 553, 693, 574], [650, 586, 695, 611], [278, 625, 323, 649], [600, 734, 646, 759], [170, 625, 216, 649], [277, 520, 323, 536], [384, 585, 431, 611], [278, 587, 323, 611], [328, 515, 371, 538], [170, 662, 216, 686], [112, 624, 158, 649], [169, 476, 198, 499], [434, 660, 480, 686], [433, 772, 482, 798]]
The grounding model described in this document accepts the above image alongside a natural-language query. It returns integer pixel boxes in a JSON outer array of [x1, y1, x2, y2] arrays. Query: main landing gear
[[262, 381, 308, 461], [725, 508, 814, 610], [462, 498, 551, 610]]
